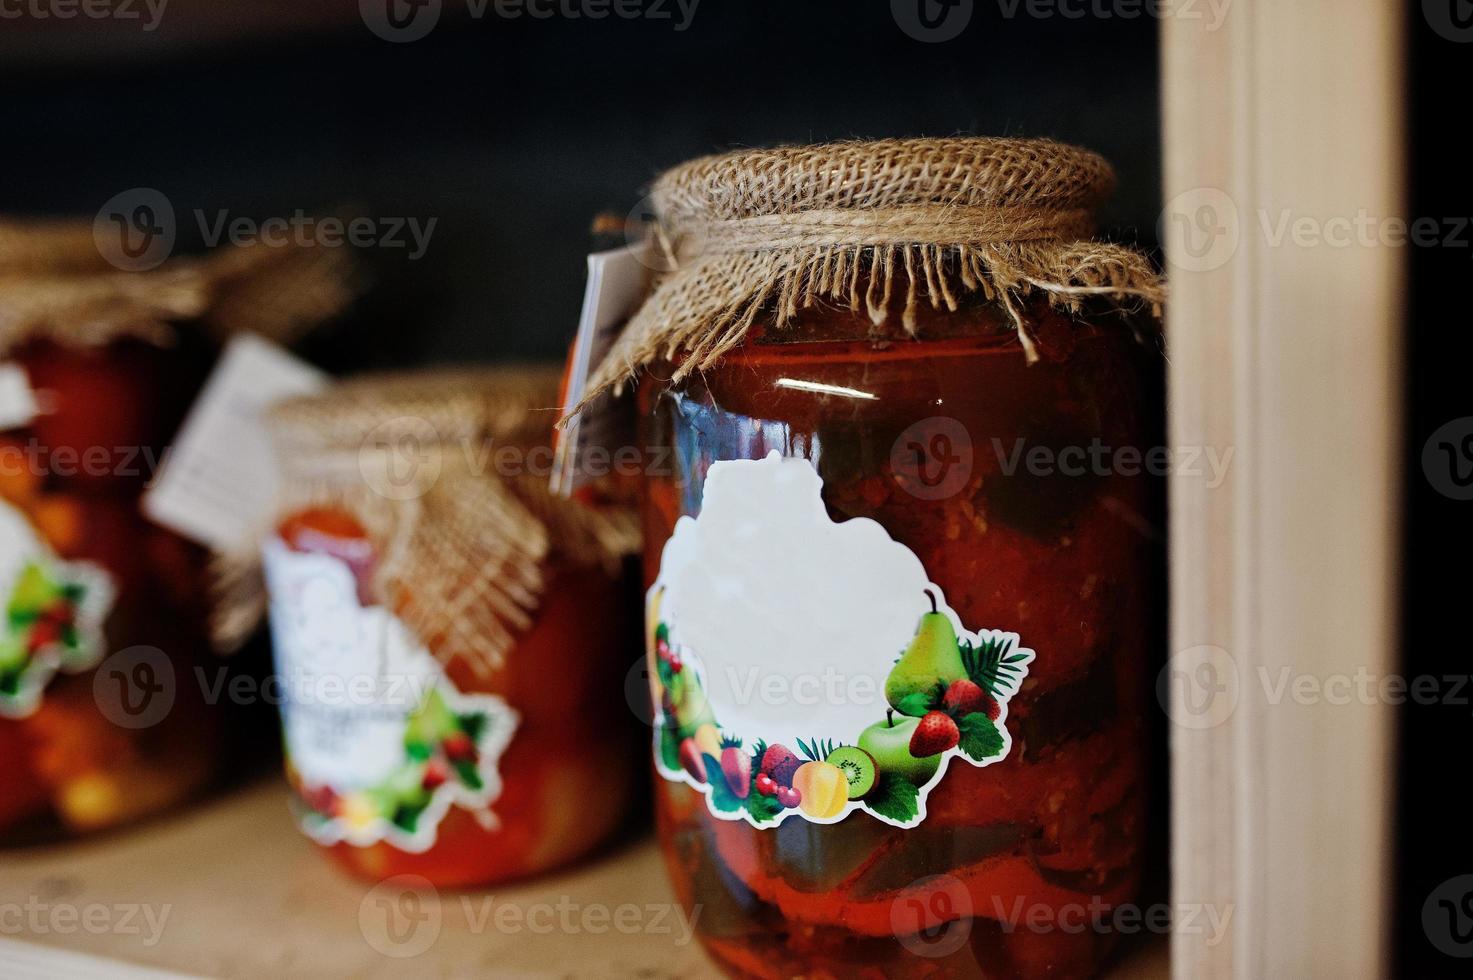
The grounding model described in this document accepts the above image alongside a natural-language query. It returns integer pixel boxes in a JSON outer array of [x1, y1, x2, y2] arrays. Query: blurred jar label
[[646, 452, 1033, 829], [0, 363, 40, 431], [0, 499, 116, 719], [262, 538, 518, 852]]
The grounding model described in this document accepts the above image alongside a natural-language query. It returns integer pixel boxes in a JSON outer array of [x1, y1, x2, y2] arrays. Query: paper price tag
[[552, 241, 653, 496], [142, 334, 327, 551], [0, 363, 40, 431]]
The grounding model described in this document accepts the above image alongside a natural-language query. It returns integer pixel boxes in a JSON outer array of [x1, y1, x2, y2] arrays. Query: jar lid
[[578, 137, 1163, 412], [0, 217, 356, 356], [225, 365, 638, 674]]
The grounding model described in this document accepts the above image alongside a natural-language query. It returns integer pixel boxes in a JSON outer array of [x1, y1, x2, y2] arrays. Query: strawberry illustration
[[941, 678, 985, 716], [909, 710, 961, 757], [442, 732, 476, 763], [980, 692, 1001, 721], [759, 743, 800, 787], [720, 742, 751, 799], [422, 759, 449, 790], [679, 737, 706, 783]]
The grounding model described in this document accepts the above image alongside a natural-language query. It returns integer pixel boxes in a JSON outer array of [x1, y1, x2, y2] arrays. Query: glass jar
[[0, 220, 353, 841], [1, 337, 221, 838], [605, 139, 1164, 978], [261, 368, 642, 886]]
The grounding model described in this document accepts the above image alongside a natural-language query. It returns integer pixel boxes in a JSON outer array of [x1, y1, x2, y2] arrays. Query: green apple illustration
[[858, 714, 941, 785], [405, 688, 458, 752], [884, 589, 967, 715]]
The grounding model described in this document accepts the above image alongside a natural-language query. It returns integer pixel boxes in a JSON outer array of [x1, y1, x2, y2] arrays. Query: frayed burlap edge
[[212, 369, 640, 677], [582, 240, 1163, 406], [0, 221, 358, 356], [574, 137, 1165, 412]]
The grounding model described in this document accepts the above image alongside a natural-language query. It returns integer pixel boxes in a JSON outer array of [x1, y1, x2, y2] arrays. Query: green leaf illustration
[[744, 786, 784, 825], [957, 712, 1004, 762], [703, 755, 741, 813], [659, 723, 682, 772], [866, 774, 920, 824]]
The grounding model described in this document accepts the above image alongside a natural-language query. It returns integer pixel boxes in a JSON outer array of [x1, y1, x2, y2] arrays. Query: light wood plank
[[1162, 1, 1402, 977], [0, 783, 715, 979]]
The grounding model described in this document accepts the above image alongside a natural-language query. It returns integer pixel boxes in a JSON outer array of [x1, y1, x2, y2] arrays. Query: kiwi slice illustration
[[825, 746, 877, 800]]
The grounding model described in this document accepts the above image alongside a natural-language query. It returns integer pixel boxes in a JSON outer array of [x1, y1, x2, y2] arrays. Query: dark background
[[1400, 4, 1469, 979], [0, 0, 1162, 371], [3, 0, 1461, 973]]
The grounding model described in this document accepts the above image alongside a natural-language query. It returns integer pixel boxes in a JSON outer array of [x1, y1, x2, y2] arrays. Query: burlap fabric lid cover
[[237, 366, 638, 676], [583, 137, 1164, 405], [0, 217, 355, 354]]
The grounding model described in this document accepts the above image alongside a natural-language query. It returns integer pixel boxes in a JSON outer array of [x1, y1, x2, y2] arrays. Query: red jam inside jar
[[1, 338, 221, 839], [638, 300, 1161, 979]]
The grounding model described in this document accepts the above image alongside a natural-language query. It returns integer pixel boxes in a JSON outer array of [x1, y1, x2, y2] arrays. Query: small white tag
[[142, 334, 327, 552], [552, 241, 653, 496], [0, 363, 40, 431]]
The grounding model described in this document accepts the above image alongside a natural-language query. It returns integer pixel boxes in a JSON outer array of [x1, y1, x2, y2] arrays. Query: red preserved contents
[[275, 506, 641, 887], [1, 338, 221, 839], [638, 301, 1160, 979]]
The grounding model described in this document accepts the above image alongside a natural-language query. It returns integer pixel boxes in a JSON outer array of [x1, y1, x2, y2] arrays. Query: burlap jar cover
[[0, 216, 356, 355], [221, 367, 640, 677], [580, 137, 1164, 408]]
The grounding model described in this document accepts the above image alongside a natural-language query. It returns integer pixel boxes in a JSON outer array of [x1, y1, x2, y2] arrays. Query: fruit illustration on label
[[692, 723, 721, 758], [858, 715, 941, 786], [791, 761, 847, 819], [910, 710, 962, 757], [645, 454, 1035, 829], [679, 738, 706, 783], [0, 501, 116, 719], [672, 677, 715, 737], [720, 738, 750, 799], [885, 589, 967, 717], [824, 746, 877, 800], [648, 582, 1033, 828], [264, 539, 518, 852], [759, 743, 800, 787], [941, 678, 985, 715]]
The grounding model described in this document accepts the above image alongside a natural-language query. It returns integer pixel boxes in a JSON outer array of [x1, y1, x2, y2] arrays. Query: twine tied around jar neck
[[671, 204, 1099, 258], [211, 366, 640, 677], [0, 216, 358, 356], [576, 137, 1165, 414]]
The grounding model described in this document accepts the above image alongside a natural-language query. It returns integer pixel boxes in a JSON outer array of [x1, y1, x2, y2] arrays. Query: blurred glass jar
[[590, 139, 1165, 978], [0, 236, 217, 837], [0, 219, 353, 840], [258, 367, 642, 886]]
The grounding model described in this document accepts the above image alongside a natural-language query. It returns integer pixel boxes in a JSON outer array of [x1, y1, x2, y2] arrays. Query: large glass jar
[[261, 368, 642, 886], [640, 302, 1158, 978], [601, 138, 1165, 978], [1, 337, 221, 838]]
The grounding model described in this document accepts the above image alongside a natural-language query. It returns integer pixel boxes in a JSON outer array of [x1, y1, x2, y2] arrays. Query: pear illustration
[[884, 589, 967, 716], [673, 677, 716, 738]]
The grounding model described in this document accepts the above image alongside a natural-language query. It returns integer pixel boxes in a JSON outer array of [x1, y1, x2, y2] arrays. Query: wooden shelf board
[[1, 781, 1168, 978]]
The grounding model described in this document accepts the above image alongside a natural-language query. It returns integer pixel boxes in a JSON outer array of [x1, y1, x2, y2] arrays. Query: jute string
[[0, 217, 358, 355], [576, 137, 1163, 413], [213, 367, 639, 676]]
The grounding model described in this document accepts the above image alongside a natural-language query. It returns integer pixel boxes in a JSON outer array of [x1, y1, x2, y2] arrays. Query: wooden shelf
[[1, 781, 1168, 978]]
